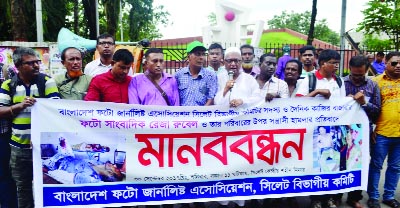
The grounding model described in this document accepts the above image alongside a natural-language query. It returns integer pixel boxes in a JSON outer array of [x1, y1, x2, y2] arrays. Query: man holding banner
[[368, 51, 400, 208], [343, 55, 381, 208]]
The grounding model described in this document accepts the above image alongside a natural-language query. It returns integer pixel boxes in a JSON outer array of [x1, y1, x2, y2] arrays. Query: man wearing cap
[[276, 45, 293, 80], [175, 41, 218, 106]]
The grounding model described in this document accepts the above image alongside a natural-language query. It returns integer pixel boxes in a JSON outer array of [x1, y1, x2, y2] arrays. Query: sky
[[153, 0, 370, 40]]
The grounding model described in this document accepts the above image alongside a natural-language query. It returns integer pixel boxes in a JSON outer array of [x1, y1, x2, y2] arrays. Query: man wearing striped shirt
[[0, 47, 60, 208]]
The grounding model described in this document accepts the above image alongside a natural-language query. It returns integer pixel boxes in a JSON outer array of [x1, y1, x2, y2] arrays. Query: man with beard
[[240, 44, 260, 77], [299, 45, 317, 79], [284, 59, 303, 97], [84, 34, 134, 77], [55, 47, 92, 100], [214, 47, 260, 108], [0, 47, 60, 207], [207, 43, 225, 74], [128, 48, 180, 106], [256, 53, 289, 102]]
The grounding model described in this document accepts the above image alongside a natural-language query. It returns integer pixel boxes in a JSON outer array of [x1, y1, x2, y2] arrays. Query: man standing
[[299, 45, 317, 79], [128, 48, 180, 106], [0, 47, 60, 208], [207, 43, 225, 74], [175, 41, 217, 106], [296, 49, 345, 208], [284, 59, 303, 97], [214, 47, 260, 108], [343, 55, 381, 208], [240, 44, 260, 77], [366, 53, 377, 76], [256, 53, 289, 101], [85, 49, 133, 103], [372, 51, 386, 75], [367, 51, 400, 208], [55, 47, 92, 100], [276, 45, 293, 80], [84, 34, 116, 77]]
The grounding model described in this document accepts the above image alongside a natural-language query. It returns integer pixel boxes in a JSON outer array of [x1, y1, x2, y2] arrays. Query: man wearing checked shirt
[[175, 41, 218, 106]]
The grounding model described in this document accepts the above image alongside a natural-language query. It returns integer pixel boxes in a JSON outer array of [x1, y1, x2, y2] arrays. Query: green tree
[[358, 0, 400, 50], [361, 34, 393, 51], [268, 10, 340, 45]]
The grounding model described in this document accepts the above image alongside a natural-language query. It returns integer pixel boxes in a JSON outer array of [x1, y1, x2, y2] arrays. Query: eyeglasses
[[390, 61, 400, 67], [224, 59, 242, 64], [263, 61, 277, 66], [22, 60, 41, 66], [98, 41, 115, 46]]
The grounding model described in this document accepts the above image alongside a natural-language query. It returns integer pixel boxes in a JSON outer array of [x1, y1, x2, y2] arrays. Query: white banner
[[32, 97, 369, 207]]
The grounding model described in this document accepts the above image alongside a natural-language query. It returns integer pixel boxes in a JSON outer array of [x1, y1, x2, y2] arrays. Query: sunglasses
[[390, 61, 399, 67], [22, 60, 41, 67]]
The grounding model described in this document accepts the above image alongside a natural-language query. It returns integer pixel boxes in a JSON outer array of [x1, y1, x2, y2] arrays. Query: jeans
[[10, 145, 34, 208], [0, 133, 17, 208], [367, 134, 400, 201]]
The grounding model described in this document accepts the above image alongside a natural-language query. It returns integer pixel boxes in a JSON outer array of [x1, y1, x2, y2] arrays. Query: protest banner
[[32, 97, 369, 207]]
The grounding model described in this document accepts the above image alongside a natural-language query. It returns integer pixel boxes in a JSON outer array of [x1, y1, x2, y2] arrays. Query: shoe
[[383, 199, 400, 208], [326, 198, 337, 208], [310, 200, 322, 208], [346, 200, 364, 208], [367, 199, 381, 208]]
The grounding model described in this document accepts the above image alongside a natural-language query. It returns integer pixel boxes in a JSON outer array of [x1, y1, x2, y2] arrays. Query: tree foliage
[[357, 0, 400, 50], [268, 10, 340, 45], [1, 0, 170, 42], [361, 34, 393, 51]]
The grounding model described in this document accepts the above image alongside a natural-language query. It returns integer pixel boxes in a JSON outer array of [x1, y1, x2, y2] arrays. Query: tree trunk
[[307, 0, 318, 45], [73, 0, 79, 34], [82, 0, 97, 39], [103, 0, 120, 37], [10, 0, 28, 41]]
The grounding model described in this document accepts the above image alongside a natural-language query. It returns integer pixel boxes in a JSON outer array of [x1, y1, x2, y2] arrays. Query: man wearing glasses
[[367, 51, 400, 208], [85, 34, 133, 77], [0, 47, 60, 207], [175, 41, 217, 106]]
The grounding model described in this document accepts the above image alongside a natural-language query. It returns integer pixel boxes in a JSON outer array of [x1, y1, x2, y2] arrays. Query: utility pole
[[339, 0, 347, 76], [35, 0, 43, 42]]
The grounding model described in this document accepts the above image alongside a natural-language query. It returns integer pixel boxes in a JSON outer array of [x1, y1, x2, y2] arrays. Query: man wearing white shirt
[[256, 53, 289, 102], [214, 47, 261, 109]]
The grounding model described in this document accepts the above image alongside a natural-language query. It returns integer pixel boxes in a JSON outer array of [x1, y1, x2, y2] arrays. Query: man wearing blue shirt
[[175, 41, 218, 106], [372, 51, 386, 74]]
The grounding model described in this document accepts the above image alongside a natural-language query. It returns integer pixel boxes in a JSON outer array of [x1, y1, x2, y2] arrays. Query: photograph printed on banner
[[313, 124, 363, 173], [40, 132, 127, 184]]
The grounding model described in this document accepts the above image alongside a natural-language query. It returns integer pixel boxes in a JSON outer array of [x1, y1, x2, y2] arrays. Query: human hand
[[317, 89, 331, 99], [353, 90, 366, 105], [230, 99, 243, 108]]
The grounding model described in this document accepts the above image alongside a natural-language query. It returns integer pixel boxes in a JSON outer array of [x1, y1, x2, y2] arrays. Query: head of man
[[13, 47, 41, 81], [187, 41, 207, 71], [208, 43, 224, 68], [318, 49, 340, 77], [349, 55, 369, 86], [282, 45, 291, 55], [384, 51, 400, 79], [259, 53, 277, 80], [96, 33, 116, 59], [144, 48, 164, 77], [299, 45, 316, 68], [376, 51, 385, 63], [61, 47, 83, 78], [367, 54, 375, 63], [284, 59, 303, 82], [111, 49, 133, 82], [224, 47, 242, 78], [240, 44, 255, 70]]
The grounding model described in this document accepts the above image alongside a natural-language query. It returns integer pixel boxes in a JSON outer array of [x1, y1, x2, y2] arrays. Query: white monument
[[202, 0, 264, 48]]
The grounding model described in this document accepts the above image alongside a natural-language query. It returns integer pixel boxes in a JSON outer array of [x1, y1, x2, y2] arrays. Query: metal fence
[[154, 42, 380, 75]]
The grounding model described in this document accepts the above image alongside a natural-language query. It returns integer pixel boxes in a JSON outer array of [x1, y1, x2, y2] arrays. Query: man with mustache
[[0, 47, 60, 207], [128, 48, 179, 106], [299, 45, 317, 79], [85, 34, 134, 77], [175, 41, 217, 106], [55, 47, 92, 100], [240, 44, 260, 77]]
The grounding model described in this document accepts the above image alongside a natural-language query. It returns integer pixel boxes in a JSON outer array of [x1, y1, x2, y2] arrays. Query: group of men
[[0, 35, 398, 208]]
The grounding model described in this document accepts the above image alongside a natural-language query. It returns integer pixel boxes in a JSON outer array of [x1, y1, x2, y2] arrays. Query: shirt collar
[[315, 70, 336, 80]]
